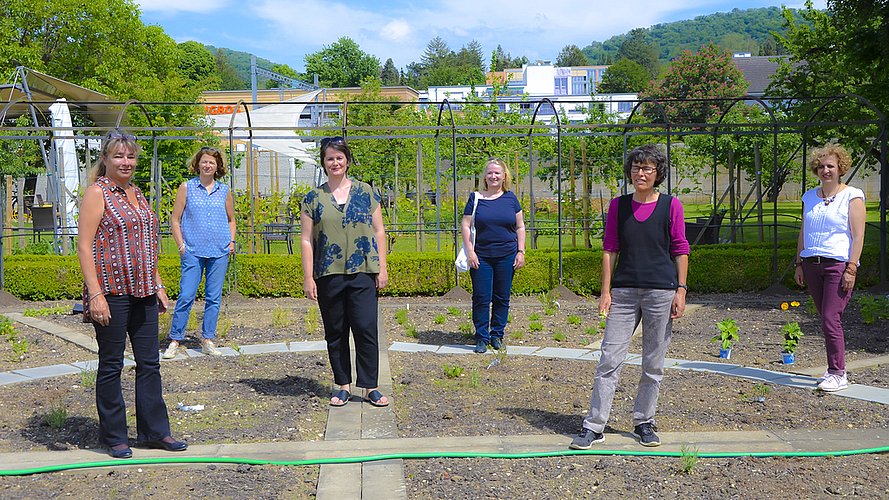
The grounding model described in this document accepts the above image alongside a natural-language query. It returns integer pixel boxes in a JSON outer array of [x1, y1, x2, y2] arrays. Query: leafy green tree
[[178, 41, 220, 91], [638, 42, 748, 125], [597, 58, 650, 93], [215, 49, 246, 90], [304, 37, 380, 88], [264, 63, 303, 89], [617, 29, 660, 78], [0, 116, 42, 178], [556, 45, 588, 67], [380, 58, 400, 86], [491, 45, 529, 71]]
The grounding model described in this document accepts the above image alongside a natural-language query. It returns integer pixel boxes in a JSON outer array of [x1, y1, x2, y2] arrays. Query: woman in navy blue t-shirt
[[461, 158, 526, 353]]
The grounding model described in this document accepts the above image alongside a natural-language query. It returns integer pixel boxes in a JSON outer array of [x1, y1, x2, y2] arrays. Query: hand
[[794, 266, 805, 287], [157, 288, 169, 315], [229, 241, 235, 255], [842, 269, 856, 291], [467, 250, 480, 270], [304, 278, 317, 301], [90, 295, 111, 327], [513, 252, 525, 270], [671, 288, 687, 319], [598, 291, 611, 318], [376, 270, 389, 290]]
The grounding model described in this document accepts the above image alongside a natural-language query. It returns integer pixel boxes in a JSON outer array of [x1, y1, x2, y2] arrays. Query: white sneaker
[[817, 373, 848, 392], [162, 341, 179, 359], [816, 371, 829, 383], [202, 340, 222, 356]]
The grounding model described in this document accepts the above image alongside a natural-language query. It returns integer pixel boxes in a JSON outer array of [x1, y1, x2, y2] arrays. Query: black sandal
[[330, 389, 351, 407]]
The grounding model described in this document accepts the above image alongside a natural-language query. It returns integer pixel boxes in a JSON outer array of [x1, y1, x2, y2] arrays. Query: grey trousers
[[582, 288, 675, 433]]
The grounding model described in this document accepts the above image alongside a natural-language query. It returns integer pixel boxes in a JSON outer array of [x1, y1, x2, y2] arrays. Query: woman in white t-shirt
[[793, 143, 865, 392]]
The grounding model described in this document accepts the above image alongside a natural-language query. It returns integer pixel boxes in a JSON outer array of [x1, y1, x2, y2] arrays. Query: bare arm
[[844, 197, 866, 291], [77, 185, 110, 326], [672, 254, 688, 319], [226, 190, 236, 254], [300, 211, 317, 300], [513, 210, 526, 270], [372, 205, 388, 290], [461, 214, 479, 269], [171, 182, 187, 254], [794, 205, 806, 287], [599, 250, 617, 317]]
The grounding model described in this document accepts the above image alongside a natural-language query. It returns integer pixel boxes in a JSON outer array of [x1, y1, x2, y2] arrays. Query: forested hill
[[582, 6, 809, 64]]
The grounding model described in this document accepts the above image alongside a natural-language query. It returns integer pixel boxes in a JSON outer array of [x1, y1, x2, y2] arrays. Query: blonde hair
[[808, 143, 852, 176], [89, 130, 141, 184], [482, 158, 511, 192]]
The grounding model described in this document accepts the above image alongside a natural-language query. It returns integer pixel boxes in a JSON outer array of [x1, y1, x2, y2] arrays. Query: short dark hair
[[319, 137, 354, 174], [624, 143, 668, 188]]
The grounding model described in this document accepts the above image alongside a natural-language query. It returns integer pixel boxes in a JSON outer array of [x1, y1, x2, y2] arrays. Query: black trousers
[[94, 294, 171, 446], [316, 273, 380, 389]]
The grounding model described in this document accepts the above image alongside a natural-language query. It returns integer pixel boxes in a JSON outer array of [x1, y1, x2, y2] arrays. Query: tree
[[264, 63, 303, 89], [597, 58, 650, 93], [178, 41, 220, 91], [380, 58, 400, 86], [304, 37, 380, 88], [617, 29, 660, 78], [215, 49, 245, 90], [638, 42, 748, 125], [491, 45, 529, 72], [768, 1, 888, 158], [556, 45, 588, 67]]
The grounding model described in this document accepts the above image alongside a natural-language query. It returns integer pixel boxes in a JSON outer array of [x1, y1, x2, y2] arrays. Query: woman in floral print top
[[300, 137, 389, 408]]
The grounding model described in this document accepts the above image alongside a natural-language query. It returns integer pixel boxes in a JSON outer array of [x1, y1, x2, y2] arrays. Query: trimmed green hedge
[[2, 244, 883, 300]]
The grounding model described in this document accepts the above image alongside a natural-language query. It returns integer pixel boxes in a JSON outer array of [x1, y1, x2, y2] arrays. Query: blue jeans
[[470, 252, 516, 343], [169, 252, 228, 341]]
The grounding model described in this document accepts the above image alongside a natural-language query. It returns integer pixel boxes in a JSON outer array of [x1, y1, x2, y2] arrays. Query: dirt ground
[[1, 292, 888, 499]]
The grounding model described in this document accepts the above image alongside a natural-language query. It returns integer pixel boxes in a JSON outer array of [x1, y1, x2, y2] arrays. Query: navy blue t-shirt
[[463, 191, 522, 259]]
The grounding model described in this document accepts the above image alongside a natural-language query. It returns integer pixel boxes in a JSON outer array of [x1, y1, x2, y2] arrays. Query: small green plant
[[443, 363, 464, 378], [581, 339, 589, 346], [405, 323, 418, 338], [44, 400, 68, 429], [433, 314, 446, 324], [543, 307, 556, 316], [3, 316, 30, 362], [304, 308, 320, 333], [394, 308, 409, 325], [537, 289, 561, 310], [598, 312, 607, 331], [272, 305, 292, 327], [805, 297, 817, 315], [780, 302, 803, 353], [553, 331, 566, 342], [23, 305, 69, 316], [492, 345, 508, 364], [529, 313, 541, 321], [584, 326, 598, 336], [679, 443, 699, 474], [232, 344, 249, 366], [567, 314, 582, 325], [468, 369, 481, 388], [528, 322, 543, 332], [458, 322, 473, 338], [510, 330, 524, 340], [216, 316, 232, 339], [446, 306, 461, 316], [507, 314, 513, 323], [752, 384, 770, 401], [856, 295, 889, 324], [711, 318, 739, 351], [79, 364, 97, 387]]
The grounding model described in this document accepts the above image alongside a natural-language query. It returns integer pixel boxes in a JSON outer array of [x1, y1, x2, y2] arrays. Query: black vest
[[610, 193, 678, 290]]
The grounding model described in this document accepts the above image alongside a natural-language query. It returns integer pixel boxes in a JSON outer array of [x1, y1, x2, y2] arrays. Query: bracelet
[[844, 263, 858, 276], [178, 244, 186, 252], [517, 249, 525, 254], [88, 291, 103, 302], [793, 261, 802, 268], [677, 284, 688, 291], [156, 284, 166, 291]]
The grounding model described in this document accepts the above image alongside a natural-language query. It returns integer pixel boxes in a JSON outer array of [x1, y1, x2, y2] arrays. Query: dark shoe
[[144, 438, 188, 452], [474, 340, 488, 353], [569, 428, 604, 449], [108, 445, 133, 459], [632, 423, 661, 447], [365, 389, 389, 407], [330, 389, 351, 407], [490, 338, 504, 350]]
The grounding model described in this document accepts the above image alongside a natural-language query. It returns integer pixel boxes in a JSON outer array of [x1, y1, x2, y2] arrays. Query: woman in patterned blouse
[[163, 146, 236, 359], [77, 130, 187, 459], [300, 137, 389, 407]]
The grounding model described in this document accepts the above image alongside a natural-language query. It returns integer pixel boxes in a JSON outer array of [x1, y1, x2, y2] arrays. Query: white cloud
[[380, 19, 414, 43], [136, 0, 229, 13]]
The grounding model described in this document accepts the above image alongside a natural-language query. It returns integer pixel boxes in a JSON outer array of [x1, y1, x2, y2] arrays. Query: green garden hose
[[4, 445, 889, 476]]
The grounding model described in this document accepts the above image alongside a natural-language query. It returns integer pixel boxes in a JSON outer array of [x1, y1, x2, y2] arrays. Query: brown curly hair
[[188, 147, 227, 179], [807, 143, 852, 176]]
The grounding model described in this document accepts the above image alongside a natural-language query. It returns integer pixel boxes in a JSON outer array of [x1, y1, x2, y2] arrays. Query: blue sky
[[137, 0, 825, 73]]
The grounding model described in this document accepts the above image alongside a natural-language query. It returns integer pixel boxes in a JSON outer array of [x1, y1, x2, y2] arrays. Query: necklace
[[823, 194, 836, 206]]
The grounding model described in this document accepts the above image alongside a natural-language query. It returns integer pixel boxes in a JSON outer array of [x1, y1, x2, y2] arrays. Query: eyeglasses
[[200, 146, 219, 153], [107, 131, 136, 140], [321, 136, 345, 147], [630, 166, 656, 174]]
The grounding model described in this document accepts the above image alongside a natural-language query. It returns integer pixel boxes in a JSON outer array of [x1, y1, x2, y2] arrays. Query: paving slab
[[505, 345, 540, 355], [290, 341, 327, 352], [0, 372, 30, 386], [669, 360, 740, 373], [767, 374, 819, 390], [159, 352, 188, 361], [362, 459, 406, 500], [577, 350, 602, 362], [317, 463, 361, 500], [830, 384, 889, 405], [530, 347, 590, 359], [437, 344, 477, 354], [239, 342, 289, 355], [70, 360, 99, 371], [388, 342, 438, 352], [7, 313, 99, 353], [796, 353, 889, 377], [11, 364, 80, 379], [721, 366, 790, 382]]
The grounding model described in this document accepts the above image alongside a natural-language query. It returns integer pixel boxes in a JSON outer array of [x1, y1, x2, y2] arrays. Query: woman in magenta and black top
[[77, 130, 186, 459], [460, 158, 526, 353], [570, 143, 689, 450]]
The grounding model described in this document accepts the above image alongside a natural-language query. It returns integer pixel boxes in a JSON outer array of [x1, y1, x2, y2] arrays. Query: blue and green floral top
[[301, 180, 382, 279]]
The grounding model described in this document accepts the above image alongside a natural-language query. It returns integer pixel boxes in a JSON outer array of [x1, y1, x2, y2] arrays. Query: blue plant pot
[[719, 348, 732, 359], [782, 352, 795, 364]]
